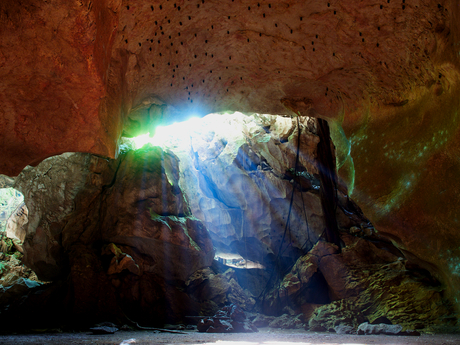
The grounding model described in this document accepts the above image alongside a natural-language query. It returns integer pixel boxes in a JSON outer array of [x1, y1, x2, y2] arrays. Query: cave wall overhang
[[0, 0, 459, 174]]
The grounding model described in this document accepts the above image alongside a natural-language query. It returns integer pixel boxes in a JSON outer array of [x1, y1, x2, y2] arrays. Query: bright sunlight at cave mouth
[[130, 116, 202, 149], [126, 111, 316, 272], [130, 112, 237, 150]]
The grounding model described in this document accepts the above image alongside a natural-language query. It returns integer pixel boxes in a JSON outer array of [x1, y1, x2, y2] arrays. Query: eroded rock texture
[[11, 148, 215, 325], [5, 120, 457, 331], [339, 78, 460, 320], [151, 113, 372, 281], [263, 235, 456, 333], [160, 113, 326, 268], [0, 0, 118, 176]]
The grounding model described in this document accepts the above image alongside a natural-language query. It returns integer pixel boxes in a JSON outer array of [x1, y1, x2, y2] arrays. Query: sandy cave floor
[[0, 329, 459, 345]]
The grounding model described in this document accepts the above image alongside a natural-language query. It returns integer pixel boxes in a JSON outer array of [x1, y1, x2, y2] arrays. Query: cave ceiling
[[0, 0, 458, 175]]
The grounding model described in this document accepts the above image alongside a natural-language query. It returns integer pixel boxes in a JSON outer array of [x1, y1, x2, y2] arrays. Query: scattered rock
[[268, 314, 304, 329], [357, 322, 421, 336], [334, 324, 355, 334], [357, 322, 402, 335], [186, 267, 255, 312], [197, 304, 258, 333], [252, 314, 275, 327], [199, 319, 234, 333], [89, 326, 118, 334], [273, 233, 458, 333]]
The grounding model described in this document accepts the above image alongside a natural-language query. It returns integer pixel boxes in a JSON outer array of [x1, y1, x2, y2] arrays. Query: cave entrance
[[125, 112, 323, 280]]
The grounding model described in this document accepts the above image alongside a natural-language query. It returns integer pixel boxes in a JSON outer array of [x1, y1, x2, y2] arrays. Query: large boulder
[[271, 234, 458, 333], [14, 152, 104, 280], [12, 147, 215, 325]]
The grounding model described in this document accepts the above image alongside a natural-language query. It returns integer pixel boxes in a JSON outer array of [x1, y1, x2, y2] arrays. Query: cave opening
[[125, 112, 326, 272], [0, 112, 457, 337], [118, 112, 364, 319]]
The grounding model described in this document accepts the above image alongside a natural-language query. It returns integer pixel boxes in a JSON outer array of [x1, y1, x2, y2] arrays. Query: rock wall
[[263, 234, 457, 333], [161, 113, 326, 269], [0, 0, 118, 176], [1, 113, 373, 328], [12, 148, 215, 325], [5, 113, 458, 331], [337, 72, 460, 316]]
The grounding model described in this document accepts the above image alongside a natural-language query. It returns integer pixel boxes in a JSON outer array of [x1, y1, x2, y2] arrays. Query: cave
[[0, 0, 460, 343]]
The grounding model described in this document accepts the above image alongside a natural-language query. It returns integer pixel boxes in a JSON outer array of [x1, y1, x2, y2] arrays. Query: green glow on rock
[[131, 116, 203, 149], [130, 112, 241, 150]]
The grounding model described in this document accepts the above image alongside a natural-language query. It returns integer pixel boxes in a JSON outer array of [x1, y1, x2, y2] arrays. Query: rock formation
[[296, 237, 455, 333], [0, 0, 459, 333], [1, 0, 457, 174], [7, 148, 215, 326], [161, 113, 326, 268], [197, 304, 258, 333], [1, 113, 456, 333]]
